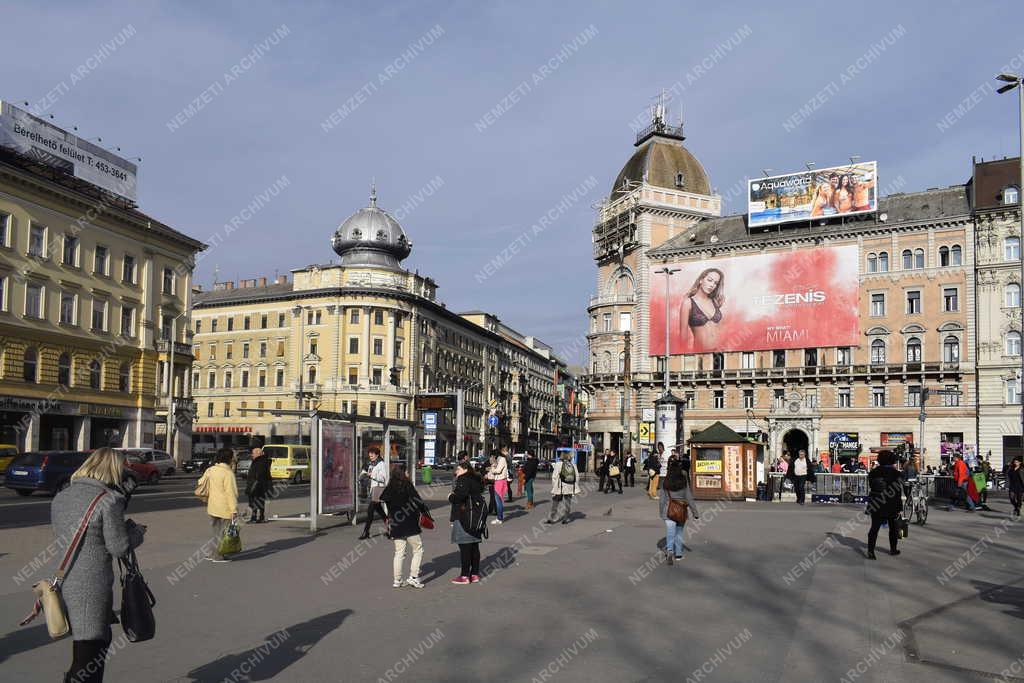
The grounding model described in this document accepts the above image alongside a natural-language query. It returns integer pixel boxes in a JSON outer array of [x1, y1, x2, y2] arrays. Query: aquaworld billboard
[[748, 161, 877, 228], [649, 245, 860, 355]]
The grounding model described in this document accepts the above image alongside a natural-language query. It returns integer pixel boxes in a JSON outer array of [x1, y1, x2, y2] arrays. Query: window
[[373, 338, 383, 355], [195, 320, 202, 334], [603, 314, 612, 332], [277, 341, 285, 356], [209, 344, 216, 360], [207, 402, 214, 418], [804, 349, 817, 367], [906, 337, 922, 362], [1005, 186, 1020, 205], [242, 343, 250, 359], [369, 401, 377, 418], [276, 369, 284, 386], [939, 246, 950, 266], [943, 287, 959, 312], [260, 314, 268, 329], [372, 368, 382, 385], [28, 223, 45, 257], [684, 391, 695, 410], [1008, 331, 1022, 356], [867, 253, 877, 273], [307, 310, 314, 325], [907, 385, 921, 407], [712, 353, 724, 370], [0, 212, 9, 247], [26, 282, 43, 318], [211, 319, 218, 332], [836, 347, 851, 365], [870, 293, 885, 316], [308, 366, 317, 384], [258, 370, 266, 388], [906, 290, 921, 314], [244, 316, 250, 330], [94, 245, 108, 274], [349, 338, 359, 354], [119, 362, 130, 393], [260, 342, 267, 358], [838, 387, 851, 408], [902, 249, 913, 269], [162, 268, 174, 295], [773, 350, 786, 368], [870, 339, 886, 364], [348, 368, 358, 385], [277, 313, 285, 327], [1008, 283, 1021, 308], [91, 299, 107, 330], [1006, 237, 1020, 261], [226, 344, 233, 360], [0, 275, 6, 311], [257, 402, 264, 417], [161, 314, 173, 341], [193, 374, 199, 390], [713, 390, 724, 409], [224, 371, 232, 389], [60, 292, 76, 325], [395, 340, 403, 359], [57, 353, 71, 386], [89, 360, 101, 390], [122, 255, 135, 283], [23, 347, 38, 382], [742, 389, 754, 409], [943, 336, 960, 363], [224, 403, 230, 418], [774, 388, 785, 407], [63, 235, 79, 266], [1008, 379, 1021, 404], [872, 386, 886, 407], [315, 310, 322, 325], [878, 251, 889, 272], [309, 339, 317, 356], [951, 245, 962, 265], [915, 249, 925, 269], [741, 351, 755, 369], [241, 371, 249, 388], [619, 312, 631, 331], [350, 308, 360, 324], [227, 317, 234, 331], [208, 371, 216, 388], [374, 309, 384, 325], [943, 384, 960, 407]]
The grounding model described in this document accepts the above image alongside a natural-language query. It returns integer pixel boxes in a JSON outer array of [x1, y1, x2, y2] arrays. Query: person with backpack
[[522, 450, 539, 510], [448, 461, 486, 585], [546, 451, 581, 525], [660, 455, 699, 564], [865, 449, 904, 560], [380, 464, 430, 589]]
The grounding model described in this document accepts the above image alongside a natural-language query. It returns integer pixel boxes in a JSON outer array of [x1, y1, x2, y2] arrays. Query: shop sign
[[695, 474, 722, 488], [695, 459, 723, 474], [0, 395, 72, 414], [77, 403, 125, 418], [880, 432, 913, 448]]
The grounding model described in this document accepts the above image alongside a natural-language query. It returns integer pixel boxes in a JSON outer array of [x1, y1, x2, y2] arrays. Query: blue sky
[[2, 1, 1020, 364]]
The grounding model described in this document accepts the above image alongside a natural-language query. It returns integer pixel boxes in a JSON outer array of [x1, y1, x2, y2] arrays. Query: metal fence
[[812, 473, 869, 504]]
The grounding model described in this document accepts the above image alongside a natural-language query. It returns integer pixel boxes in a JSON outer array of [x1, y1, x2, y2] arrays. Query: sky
[[2, 0, 1022, 365]]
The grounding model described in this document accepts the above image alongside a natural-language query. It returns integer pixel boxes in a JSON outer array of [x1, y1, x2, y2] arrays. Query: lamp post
[[293, 304, 309, 445], [165, 310, 189, 466], [654, 266, 680, 393], [997, 72, 1024, 452]]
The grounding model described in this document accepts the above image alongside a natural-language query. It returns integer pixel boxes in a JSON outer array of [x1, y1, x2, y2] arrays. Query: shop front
[[0, 396, 138, 451]]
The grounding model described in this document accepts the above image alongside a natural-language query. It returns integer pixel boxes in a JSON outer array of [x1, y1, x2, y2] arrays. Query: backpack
[[559, 461, 576, 484], [466, 493, 489, 538]]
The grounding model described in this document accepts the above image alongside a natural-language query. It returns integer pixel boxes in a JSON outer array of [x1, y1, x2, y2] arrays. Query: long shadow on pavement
[[182, 609, 352, 682], [229, 534, 319, 562], [0, 623, 51, 665]]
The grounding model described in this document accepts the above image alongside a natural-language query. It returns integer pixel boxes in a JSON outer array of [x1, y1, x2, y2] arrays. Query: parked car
[[115, 448, 175, 476], [235, 455, 253, 478], [183, 452, 215, 474], [124, 454, 161, 485], [0, 444, 20, 475], [4, 451, 91, 496]]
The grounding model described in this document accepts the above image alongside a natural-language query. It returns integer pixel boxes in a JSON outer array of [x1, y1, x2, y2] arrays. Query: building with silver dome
[[190, 187, 585, 463]]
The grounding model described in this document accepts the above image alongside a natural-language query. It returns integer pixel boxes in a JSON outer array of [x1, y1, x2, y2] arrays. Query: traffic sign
[[488, 414, 499, 427], [424, 440, 436, 465], [639, 422, 653, 444], [424, 412, 437, 430]]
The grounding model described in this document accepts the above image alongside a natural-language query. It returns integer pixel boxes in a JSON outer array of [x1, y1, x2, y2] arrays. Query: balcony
[[289, 382, 322, 395], [157, 340, 194, 359], [588, 294, 636, 309]]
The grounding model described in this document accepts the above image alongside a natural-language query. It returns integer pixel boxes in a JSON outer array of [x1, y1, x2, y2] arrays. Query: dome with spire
[[331, 183, 412, 270]]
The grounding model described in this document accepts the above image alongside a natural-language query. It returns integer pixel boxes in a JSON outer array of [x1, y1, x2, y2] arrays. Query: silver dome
[[331, 186, 412, 270]]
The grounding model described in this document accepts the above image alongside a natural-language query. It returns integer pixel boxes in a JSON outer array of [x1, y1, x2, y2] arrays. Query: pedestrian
[[448, 461, 485, 585], [979, 456, 992, 506], [597, 450, 608, 493], [51, 447, 146, 683], [197, 448, 238, 562], [645, 444, 663, 500], [787, 449, 811, 505], [901, 454, 918, 506], [523, 450, 539, 509], [865, 449, 904, 560], [624, 452, 636, 487], [545, 450, 581, 525], [245, 441, 272, 523], [1006, 456, 1024, 517], [501, 447, 514, 503], [604, 452, 623, 494], [487, 450, 509, 524], [951, 453, 975, 512], [516, 459, 526, 498], [380, 464, 430, 589], [659, 455, 699, 564], [358, 446, 389, 540]]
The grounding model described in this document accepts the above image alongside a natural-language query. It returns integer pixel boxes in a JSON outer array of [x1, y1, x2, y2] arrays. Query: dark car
[[183, 452, 215, 474], [4, 451, 91, 496]]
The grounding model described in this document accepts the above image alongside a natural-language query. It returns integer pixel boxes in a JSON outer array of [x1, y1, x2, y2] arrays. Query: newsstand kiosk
[[688, 421, 761, 500]]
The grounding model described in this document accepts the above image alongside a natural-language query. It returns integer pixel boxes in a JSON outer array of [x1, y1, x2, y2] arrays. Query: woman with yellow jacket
[[196, 448, 238, 562]]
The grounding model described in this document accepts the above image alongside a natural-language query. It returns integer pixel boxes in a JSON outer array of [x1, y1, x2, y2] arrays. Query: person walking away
[[645, 445, 663, 500], [523, 450, 539, 509], [604, 452, 623, 494], [546, 451, 581, 525], [624, 452, 636, 487], [488, 450, 509, 524], [359, 446, 390, 539], [659, 456, 700, 564], [597, 450, 608, 493], [951, 453, 975, 512], [448, 462, 485, 584], [979, 457, 992, 506], [502, 447, 514, 503], [865, 449, 904, 560], [901, 455, 918, 506], [1006, 456, 1024, 517], [787, 450, 811, 505], [246, 442, 272, 523], [51, 448, 146, 683], [197, 449, 238, 562], [380, 464, 430, 589]]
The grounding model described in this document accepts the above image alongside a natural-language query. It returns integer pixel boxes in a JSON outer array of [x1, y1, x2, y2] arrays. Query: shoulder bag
[[20, 490, 108, 638], [118, 548, 156, 642], [666, 490, 689, 524], [608, 464, 621, 477], [194, 471, 210, 501]]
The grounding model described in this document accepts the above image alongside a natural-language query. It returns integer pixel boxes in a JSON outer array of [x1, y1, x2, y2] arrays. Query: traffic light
[[389, 367, 400, 386]]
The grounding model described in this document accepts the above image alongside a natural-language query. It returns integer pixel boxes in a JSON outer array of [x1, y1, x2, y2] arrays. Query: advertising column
[[654, 393, 685, 476]]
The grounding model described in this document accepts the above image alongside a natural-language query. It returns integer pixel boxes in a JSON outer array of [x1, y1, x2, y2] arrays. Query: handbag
[[666, 491, 689, 524], [194, 474, 210, 501], [218, 520, 243, 556], [608, 465, 621, 477], [419, 513, 435, 530], [118, 548, 156, 642], [20, 490, 108, 638]]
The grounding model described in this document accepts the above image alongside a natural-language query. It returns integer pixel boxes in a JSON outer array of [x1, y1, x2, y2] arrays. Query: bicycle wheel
[[915, 500, 928, 525]]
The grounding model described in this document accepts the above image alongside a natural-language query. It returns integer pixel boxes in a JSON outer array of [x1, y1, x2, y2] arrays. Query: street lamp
[[654, 266, 680, 394], [996, 72, 1024, 451]]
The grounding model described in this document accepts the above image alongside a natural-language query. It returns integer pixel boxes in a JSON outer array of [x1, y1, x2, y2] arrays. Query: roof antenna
[[369, 177, 377, 207]]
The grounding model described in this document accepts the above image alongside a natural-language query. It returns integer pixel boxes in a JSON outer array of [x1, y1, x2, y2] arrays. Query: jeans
[[525, 478, 535, 505], [959, 481, 976, 510], [393, 534, 423, 582], [362, 501, 387, 535], [665, 518, 686, 557], [68, 638, 110, 683], [605, 475, 622, 493], [793, 477, 806, 505], [208, 516, 231, 560], [625, 469, 635, 487], [548, 494, 573, 522], [1010, 490, 1022, 516], [493, 480, 507, 520], [458, 543, 480, 577], [867, 513, 899, 553]]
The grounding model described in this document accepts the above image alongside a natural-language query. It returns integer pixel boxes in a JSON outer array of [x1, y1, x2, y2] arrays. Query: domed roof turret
[[331, 184, 412, 270]]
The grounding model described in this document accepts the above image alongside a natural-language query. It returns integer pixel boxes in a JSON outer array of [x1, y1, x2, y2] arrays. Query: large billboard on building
[[748, 161, 877, 228], [0, 100, 137, 201], [649, 245, 860, 355]]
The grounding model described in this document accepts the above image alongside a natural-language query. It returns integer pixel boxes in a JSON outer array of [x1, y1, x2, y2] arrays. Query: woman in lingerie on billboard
[[679, 268, 725, 352], [832, 173, 854, 214]]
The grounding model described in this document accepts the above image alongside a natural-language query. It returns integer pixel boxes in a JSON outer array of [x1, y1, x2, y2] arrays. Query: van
[[266, 445, 310, 483]]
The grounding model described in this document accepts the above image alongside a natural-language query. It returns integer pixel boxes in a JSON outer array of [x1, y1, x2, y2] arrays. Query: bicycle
[[907, 478, 928, 526]]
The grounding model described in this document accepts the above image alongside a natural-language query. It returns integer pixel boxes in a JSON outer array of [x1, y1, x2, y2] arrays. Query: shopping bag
[[218, 521, 242, 556]]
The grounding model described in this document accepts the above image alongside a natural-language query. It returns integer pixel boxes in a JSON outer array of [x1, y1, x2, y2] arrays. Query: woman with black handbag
[[51, 448, 146, 682], [659, 456, 699, 565]]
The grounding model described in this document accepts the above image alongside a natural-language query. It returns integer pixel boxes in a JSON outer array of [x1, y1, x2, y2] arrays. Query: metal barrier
[[812, 473, 868, 504], [766, 472, 791, 501], [921, 475, 956, 501]]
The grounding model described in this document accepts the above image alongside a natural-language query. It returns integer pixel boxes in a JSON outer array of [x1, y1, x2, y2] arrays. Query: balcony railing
[[157, 340, 193, 357], [580, 362, 963, 387], [588, 294, 636, 308]]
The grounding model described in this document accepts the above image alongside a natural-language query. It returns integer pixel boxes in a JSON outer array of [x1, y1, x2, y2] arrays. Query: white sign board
[[424, 439, 436, 465], [424, 411, 437, 430], [642, 407, 656, 423], [0, 100, 137, 201]]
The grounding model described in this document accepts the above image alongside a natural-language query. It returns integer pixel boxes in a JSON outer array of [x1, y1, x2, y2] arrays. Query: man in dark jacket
[[246, 443, 272, 523], [865, 449, 904, 559], [523, 450, 539, 510], [623, 452, 636, 487]]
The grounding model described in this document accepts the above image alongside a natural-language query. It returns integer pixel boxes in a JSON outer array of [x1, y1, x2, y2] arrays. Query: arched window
[[951, 245, 962, 265], [906, 337, 922, 363], [867, 253, 877, 273], [870, 339, 886, 365], [118, 362, 131, 392], [23, 347, 38, 383], [939, 246, 950, 266], [603, 351, 612, 373], [902, 249, 913, 269], [1007, 331, 1022, 356], [943, 336, 960, 364], [1007, 283, 1021, 308], [878, 251, 889, 272], [89, 359, 101, 390], [308, 365, 317, 384], [58, 353, 71, 386], [1006, 237, 1020, 261], [914, 248, 925, 269], [618, 352, 624, 372]]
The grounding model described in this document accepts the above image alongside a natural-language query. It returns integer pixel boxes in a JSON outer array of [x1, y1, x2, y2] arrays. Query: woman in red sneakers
[[448, 462, 486, 584]]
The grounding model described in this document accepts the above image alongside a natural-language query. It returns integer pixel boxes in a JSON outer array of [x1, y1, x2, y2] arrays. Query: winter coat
[[522, 458, 539, 481], [448, 472, 485, 541], [246, 455, 272, 496], [380, 480, 429, 539], [1007, 465, 1024, 494], [551, 461, 581, 496], [51, 477, 144, 641], [658, 484, 700, 520], [867, 465, 905, 518], [200, 463, 238, 519]]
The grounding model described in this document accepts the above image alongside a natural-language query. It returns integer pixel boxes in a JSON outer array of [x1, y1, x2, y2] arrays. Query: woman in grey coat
[[659, 456, 699, 565], [52, 448, 145, 683]]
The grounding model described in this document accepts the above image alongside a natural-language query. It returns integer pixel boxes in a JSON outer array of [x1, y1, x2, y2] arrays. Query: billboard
[[748, 161, 877, 228], [879, 432, 913, 449], [649, 244, 860, 355], [0, 100, 137, 201], [320, 419, 355, 514], [828, 432, 860, 452]]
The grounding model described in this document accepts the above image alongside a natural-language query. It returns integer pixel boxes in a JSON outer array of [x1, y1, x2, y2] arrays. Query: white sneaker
[[490, 519, 502, 525], [393, 579, 404, 588], [405, 576, 424, 589]]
